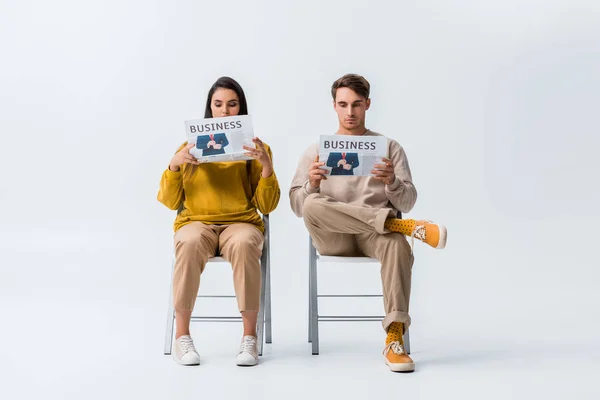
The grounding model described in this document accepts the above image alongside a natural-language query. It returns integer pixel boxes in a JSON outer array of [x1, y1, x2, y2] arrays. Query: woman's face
[[210, 88, 240, 118]]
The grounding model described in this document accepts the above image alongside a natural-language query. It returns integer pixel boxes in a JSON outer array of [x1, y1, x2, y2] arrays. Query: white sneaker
[[236, 335, 258, 366], [173, 335, 200, 366]]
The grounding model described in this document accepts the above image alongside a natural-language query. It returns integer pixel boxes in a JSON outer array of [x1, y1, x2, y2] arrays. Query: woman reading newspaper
[[157, 77, 280, 367]]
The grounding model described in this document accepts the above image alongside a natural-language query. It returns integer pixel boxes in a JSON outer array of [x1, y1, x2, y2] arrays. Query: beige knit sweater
[[289, 130, 417, 217]]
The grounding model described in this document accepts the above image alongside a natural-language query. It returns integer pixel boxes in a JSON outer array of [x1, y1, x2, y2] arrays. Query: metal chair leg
[[164, 258, 176, 355], [308, 238, 313, 343], [257, 256, 267, 356], [309, 239, 319, 355], [164, 310, 175, 355], [265, 252, 272, 344]]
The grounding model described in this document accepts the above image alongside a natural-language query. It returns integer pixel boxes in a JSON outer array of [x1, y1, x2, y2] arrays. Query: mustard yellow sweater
[[157, 143, 280, 233]]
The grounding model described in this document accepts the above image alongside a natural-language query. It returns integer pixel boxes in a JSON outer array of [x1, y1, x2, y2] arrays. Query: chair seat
[[317, 254, 378, 263]]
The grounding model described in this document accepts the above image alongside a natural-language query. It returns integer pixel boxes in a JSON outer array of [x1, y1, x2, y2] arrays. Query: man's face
[[333, 87, 371, 131]]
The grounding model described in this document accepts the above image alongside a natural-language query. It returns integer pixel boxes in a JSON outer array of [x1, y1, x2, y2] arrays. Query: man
[[326, 152, 360, 175], [196, 132, 229, 156], [289, 73, 447, 373]]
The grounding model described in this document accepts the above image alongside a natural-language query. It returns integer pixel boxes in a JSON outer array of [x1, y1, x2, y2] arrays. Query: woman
[[157, 77, 280, 366]]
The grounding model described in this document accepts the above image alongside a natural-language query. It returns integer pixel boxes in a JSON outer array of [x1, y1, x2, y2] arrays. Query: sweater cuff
[[258, 172, 278, 188], [385, 176, 401, 191], [165, 168, 182, 180], [304, 181, 320, 194]]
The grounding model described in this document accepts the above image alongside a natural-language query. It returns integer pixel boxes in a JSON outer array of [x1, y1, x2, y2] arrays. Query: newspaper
[[184, 115, 254, 163], [318, 134, 388, 176]]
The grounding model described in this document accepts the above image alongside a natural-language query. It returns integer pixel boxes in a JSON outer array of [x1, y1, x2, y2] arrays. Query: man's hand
[[207, 140, 216, 148], [337, 159, 347, 167], [214, 143, 222, 150], [372, 157, 396, 185], [343, 163, 352, 170], [309, 155, 329, 188]]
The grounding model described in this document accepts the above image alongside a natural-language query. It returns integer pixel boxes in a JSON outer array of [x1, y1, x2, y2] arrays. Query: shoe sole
[[173, 355, 200, 366], [385, 359, 415, 372], [236, 359, 258, 367], [435, 224, 447, 249]]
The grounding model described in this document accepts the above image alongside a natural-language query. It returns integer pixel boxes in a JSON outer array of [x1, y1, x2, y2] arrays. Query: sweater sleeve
[[385, 141, 418, 213], [289, 144, 319, 217], [250, 144, 281, 215], [157, 143, 187, 210]]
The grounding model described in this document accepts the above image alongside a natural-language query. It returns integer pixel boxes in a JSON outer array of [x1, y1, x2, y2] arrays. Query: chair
[[164, 214, 272, 356], [308, 236, 410, 355]]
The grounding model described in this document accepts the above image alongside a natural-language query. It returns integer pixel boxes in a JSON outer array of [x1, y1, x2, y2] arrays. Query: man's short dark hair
[[331, 74, 370, 100]]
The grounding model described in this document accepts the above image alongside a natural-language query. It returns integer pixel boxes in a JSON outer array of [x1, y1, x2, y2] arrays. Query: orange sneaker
[[384, 219, 447, 249], [384, 322, 415, 372], [384, 341, 415, 372]]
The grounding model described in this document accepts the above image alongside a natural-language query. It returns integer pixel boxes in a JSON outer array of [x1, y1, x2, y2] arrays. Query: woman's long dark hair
[[204, 76, 248, 118]]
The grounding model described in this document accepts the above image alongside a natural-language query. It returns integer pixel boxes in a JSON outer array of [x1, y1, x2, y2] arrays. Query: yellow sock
[[386, 322, 404, 345], [384, 218, 416, 236]]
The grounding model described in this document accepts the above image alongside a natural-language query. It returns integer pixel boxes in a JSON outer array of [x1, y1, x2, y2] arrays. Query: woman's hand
[[169, 143, 198, 172], [243, 137, 273, 178]]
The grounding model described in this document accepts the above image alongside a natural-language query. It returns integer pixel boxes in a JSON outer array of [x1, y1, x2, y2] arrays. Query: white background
[[1, 1, 599, 399]]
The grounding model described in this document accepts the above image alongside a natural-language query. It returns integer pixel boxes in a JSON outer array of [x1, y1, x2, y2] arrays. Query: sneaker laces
[[410, 221, 431, 254], [179, 336, 197, 354], [239, 336, 257, 354], [383, 341, 406, 356]]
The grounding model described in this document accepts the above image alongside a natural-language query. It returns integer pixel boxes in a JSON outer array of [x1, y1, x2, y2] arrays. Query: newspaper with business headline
[[318, 134, 388, 176], [184, 115, 254, 163]]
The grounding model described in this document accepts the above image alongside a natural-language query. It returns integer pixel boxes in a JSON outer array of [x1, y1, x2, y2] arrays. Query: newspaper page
[[184, 115, 254, 163], [318, 135, 388, 176]]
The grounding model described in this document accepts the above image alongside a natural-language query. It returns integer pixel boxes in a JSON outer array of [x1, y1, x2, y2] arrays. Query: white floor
[[1, 302, 598, 400], [1, 219, 599, 400]]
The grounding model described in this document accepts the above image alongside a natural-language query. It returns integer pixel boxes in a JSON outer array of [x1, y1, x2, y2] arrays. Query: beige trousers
[[173, 222, 264, 313], [303, 193, 414, 331]]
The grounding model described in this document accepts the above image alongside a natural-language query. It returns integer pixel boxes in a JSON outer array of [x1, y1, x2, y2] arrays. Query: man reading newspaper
[[289, 74, 447, 373]]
